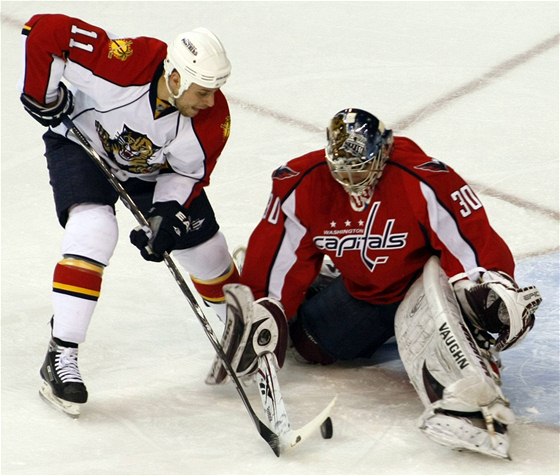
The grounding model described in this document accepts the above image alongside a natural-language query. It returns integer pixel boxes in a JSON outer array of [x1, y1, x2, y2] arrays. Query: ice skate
[[39, 338, 88, 418]]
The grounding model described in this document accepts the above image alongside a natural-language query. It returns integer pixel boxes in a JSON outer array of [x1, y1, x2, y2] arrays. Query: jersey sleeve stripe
[[420, 182, 483, 279], [268, 191, 307, 300]]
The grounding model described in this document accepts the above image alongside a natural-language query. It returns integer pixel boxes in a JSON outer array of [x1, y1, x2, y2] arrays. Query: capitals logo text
[[313, 202, 408, 271]]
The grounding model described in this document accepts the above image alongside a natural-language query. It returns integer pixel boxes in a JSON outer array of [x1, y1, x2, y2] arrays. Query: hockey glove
[[206, 284, 288, 385], [454, 271, 542, 351], [20, 82, 74, 127], [129, 201, 189, 262]]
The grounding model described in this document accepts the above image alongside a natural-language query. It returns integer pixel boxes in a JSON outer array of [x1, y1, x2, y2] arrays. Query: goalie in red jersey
[[19, 14, 239, 417], [208, 108, 542, 459]]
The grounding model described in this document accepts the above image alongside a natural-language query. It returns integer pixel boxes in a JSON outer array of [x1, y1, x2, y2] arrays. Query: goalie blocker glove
[[453, 270, 542, 351], [20, 82, 74, 127], [206, 284, 288, 385], [130, 201, 190, 262]]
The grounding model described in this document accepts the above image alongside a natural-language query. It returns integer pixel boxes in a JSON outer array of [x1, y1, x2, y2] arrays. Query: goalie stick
[[220, 283, 337, 453], [61, 117, 333, 455], [256, 353, 337, 452]]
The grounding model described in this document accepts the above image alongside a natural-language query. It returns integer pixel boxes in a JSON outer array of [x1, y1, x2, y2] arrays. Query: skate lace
[[55, 347, 83, 383]]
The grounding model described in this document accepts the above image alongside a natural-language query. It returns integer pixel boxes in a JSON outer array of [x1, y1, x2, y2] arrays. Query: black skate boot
[[39, 337, 88, 418]]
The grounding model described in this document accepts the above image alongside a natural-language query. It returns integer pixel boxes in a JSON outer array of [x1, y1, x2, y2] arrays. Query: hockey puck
[[320, 417, 333, 439]]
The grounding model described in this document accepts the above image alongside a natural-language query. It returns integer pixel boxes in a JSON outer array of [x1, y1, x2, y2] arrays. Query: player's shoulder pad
[[269, 149, 327, 199], [389, 136, 454, 178], [192, 90, 231, 144], [197, 89, 229, 121], [271, 149, 326, 186], [272, 149, 325, 180]]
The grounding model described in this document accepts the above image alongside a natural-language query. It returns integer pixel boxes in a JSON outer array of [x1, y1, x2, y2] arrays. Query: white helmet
[[164, 27, 231, 102]]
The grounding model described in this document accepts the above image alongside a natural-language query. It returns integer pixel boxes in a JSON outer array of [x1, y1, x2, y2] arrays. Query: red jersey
[[19, 14, 230, 207], [241, 137, 515, 318]]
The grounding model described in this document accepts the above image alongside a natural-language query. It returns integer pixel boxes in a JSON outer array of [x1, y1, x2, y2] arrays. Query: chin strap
[[163, 73, 178, 107], [163, 63, 193, 107]]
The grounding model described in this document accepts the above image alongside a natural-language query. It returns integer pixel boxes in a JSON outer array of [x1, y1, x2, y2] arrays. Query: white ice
[[1, 1, 558, 475]]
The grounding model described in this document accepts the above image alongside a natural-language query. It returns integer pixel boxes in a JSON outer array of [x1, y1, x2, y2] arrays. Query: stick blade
[[278, 396, 337, 453]]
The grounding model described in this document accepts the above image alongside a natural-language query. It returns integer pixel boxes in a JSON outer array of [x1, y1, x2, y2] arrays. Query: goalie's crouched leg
[[395, 257, 515, 459], [290, 276, 399, 364]]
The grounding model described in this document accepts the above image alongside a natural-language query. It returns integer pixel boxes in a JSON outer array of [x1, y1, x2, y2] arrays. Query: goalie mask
[[164, 27, 231, 103], [325, 109, 393, 195]]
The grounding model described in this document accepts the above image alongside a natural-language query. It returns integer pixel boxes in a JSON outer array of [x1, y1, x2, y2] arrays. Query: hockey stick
[[61, 117, 281, 456], [221, 283, 337, 454], [256, 353, 336, 452]]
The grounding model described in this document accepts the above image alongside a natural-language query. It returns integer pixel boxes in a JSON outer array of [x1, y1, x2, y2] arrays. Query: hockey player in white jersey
[[19, 14, 238, 417]]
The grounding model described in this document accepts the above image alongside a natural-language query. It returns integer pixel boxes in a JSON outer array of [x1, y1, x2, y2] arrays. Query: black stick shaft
[[62, 117, 280, 456]]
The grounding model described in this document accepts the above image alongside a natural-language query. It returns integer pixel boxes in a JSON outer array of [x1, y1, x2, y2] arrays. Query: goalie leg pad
[[420, 408, 510, 459], [395, 256, 514, 458], [206, 284, 288, 385]]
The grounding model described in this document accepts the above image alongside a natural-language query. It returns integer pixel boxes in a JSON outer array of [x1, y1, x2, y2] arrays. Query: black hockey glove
[[20, 82, 74, 127], [129, 201, 188, 262]]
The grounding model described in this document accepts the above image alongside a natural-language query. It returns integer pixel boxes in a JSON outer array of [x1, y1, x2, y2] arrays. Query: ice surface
[[1, 1, 558, 475]]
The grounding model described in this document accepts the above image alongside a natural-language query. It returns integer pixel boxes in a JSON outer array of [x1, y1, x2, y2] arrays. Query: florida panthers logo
[[96, 122, 163, 174]]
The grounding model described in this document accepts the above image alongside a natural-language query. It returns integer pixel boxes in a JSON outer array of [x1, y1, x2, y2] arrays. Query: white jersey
[[20, 14, 230, 206]]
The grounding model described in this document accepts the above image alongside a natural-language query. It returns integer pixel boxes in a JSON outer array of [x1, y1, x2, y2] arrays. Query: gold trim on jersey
[[190, 262, 236, 285], [155, 97, 173, 119], [59, 257, 104, 275], [53, 282, 101, 298]]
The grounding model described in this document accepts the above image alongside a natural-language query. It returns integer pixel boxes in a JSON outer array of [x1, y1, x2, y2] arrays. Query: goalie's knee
[[396, 257, 517, 458], [396, 256, 513, 417], [289, 317, 336, 365]]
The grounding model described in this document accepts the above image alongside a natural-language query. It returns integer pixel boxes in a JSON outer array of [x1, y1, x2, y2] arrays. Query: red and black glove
[[20, 82, 74, 127]]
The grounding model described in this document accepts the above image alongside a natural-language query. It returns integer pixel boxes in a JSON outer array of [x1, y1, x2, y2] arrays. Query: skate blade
[[39, 381, 81, 419]]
